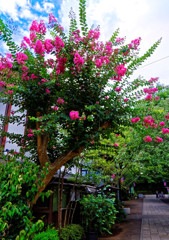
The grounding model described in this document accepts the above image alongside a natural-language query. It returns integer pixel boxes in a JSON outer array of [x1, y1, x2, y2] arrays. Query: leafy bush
[[59, 224, 84, 240], [79, 194, 118, 235], [34, 228, 59, 240], [0, 153, 50, 239], [114, 200, 126, 223]]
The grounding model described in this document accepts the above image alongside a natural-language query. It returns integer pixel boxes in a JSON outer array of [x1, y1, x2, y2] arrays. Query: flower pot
[[86, 232, 98, 240]]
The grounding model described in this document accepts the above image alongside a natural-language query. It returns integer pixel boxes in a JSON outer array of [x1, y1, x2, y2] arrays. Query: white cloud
[[43, 2, 55, 12], [59, 0, 169, 85], [34, 2, 44, 12], [0, 0, 28, 20]]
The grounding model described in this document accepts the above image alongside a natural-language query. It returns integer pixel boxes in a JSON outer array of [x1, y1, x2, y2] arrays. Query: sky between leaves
[[0, 0, 169, 86]]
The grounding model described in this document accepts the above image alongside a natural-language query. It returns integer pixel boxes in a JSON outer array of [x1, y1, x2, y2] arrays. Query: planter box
[[123, 207, 130, 214]]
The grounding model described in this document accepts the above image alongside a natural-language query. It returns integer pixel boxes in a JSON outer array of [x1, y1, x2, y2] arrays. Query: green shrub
[[79, 194, 118, 235], [0, 153, 51, 239], [34, 228, 59, 240], [114, 200, 126, 223], [59, 224, 84, 240]]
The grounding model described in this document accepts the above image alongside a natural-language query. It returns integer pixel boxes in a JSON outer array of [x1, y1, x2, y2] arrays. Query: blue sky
[[0, 0, 169, 86]]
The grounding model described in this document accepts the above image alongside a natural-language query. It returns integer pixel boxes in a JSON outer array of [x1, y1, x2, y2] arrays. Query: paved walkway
[[99, 195, 169, 240], [141, 195, 169, 240]]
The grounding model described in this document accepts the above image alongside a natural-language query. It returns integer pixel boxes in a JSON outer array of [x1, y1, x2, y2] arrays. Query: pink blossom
[[55, 36, 64, 51], [155, 96, 160, 101], [105, 96, 109, 99], [159, 122, 165, 126], [112, 174, 116, 178], [115, 87, 121, 92], [30, 20, 39, 32], [95, 59, 102, 68], [49, 13, 57, 24], [87, 29, 100, 40], [16, 52, 28, 65], [113, 143, 119, 147], [162, 128, 169, 134], [46, 89, 50, 94], [165, 113, 169, 120], [57, 97, 64, 104], [144, 88, 158, 94], [51, 106, 59, 110], [31, 74, 38, 80], [131, 117, 140, 123], [143, 136, 152, 142], [124, 98, 129, 102], [27, 129, 34, 137], [91, 140, 94, 144], [129, 37, 141, 49], [74, 52, 84, 66], [0, 81, 6, 87], [39, 20, 46, 34], [69, 111, 79, 120], [145, 94, 152, 101], [44, 39, 54, 53], [34, 40, 45, 55], [56, 56, 67, 74], [30, 32, 37, 42], [148, 77, 159, 83], [114, 64, 127, 77], [155, 137, 163, 143], [115, 37, 124, 43]]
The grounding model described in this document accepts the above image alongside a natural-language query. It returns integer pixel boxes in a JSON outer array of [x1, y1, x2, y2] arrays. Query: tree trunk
[[32, 147, 84, 205]]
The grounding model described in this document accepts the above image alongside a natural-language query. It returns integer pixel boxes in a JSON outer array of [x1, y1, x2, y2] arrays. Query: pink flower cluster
[[129, 37, 141, 49], [144, 87, 158, 94], [30, 20, 46, 34], [143, 116, 157, 128], [27, 129, 34, 137], [56, 56, 67, 74], [155, 137, 163, 143], [165, 113, 169, 120], [0, 81, 5, 87], [55, 36, 64, 52], [87, 28, 100, 40], [51, 106, 59, 110], [74, 52, 84, 68], [49, 13, 57, 24], [143, 135, 152, 142], [57, 97, 64, 104], [34, 40, 45, 55], [113, 143, 119, 147], [44, 39, 54, 53], [69, 111, 79, 120], [124, 98, 129, 102], [131, 117, 140, 123], [162, 128, 169, 134], [113, 64, 127, 81], [115, 37, 124, 43], [143, 136, 163, 143], [148, 77, 159, 83], [159, 122, 165, 126], [115, 87, 121, 92], [16, 53, 28, 65], [145, 94, 152, 101]]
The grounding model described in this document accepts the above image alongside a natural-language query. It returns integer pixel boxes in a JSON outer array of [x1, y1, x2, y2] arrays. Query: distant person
[[156, 190, 158, 198], [161, 191, 164, 198]]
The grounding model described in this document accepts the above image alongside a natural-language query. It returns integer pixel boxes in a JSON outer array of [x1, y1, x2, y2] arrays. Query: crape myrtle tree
[[0, 0, 161, 204]]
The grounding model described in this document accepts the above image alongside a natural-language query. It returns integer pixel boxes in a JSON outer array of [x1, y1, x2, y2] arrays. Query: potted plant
[[79, 193, 118, 240]]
